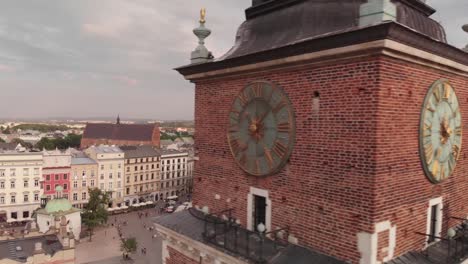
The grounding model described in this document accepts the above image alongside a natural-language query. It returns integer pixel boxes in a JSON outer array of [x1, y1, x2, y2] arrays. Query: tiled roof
[[120, 145, 161, 158], [82, 123, 157, 141], [71, 157, 97, 165]]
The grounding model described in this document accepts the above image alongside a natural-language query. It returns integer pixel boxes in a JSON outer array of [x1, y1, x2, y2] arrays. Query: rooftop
[[87, 145, 123, 154], [154, 209, 344, 264], [82, 123, 158, 141], [120, 145, 161, 159], [71, 156, 97, 165], [0, 235, 63, 263], [161, 149, 188, 156]]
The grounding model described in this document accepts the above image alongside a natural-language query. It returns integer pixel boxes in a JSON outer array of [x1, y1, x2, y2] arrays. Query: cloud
[[113, 75, 139, 86], [0, 64, 14, 72], [0, 0, 465, 120]]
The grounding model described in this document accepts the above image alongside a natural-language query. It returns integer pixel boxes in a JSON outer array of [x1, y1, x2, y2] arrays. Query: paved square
[[76, 208, 163, 264]]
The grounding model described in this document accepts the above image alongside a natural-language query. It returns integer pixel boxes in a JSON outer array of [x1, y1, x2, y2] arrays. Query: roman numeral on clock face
[[272, 140, 287, 158], [443, 83, 451, 100], [277, 122, 290, 133], [252, 83, 263, 98]]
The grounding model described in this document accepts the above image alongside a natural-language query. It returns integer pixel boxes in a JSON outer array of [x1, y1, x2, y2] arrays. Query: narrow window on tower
[[312, 91, 320, 116]]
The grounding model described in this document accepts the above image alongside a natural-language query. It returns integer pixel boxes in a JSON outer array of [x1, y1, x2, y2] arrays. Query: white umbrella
[[107, 207, 115, 212], [138, 202, 146, 206], [121, 205, 129, 209], [145, 201, 154, 205], [132, 204, 141, 207]]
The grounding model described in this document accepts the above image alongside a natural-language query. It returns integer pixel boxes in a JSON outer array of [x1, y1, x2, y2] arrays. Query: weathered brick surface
[[189, 54, 468, 263], [375, 56, 468, 257], [166, 246, 198, 264]]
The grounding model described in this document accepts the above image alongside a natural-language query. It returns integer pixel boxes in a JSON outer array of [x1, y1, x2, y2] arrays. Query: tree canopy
[[35, 134, 82, 150], [10, 138, 33, 149], [121, 238, 138, 259], [81, 188, 111, 241], [12, 124, 69, 133]]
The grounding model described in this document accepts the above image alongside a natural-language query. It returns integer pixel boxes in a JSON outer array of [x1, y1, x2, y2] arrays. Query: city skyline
[[0, 0, 465, 120]]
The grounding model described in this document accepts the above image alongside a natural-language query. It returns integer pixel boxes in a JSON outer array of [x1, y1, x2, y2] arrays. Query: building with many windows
[[42, 149, 71, 200], [160, 150, 192, 200], [70, 152, 97, 208], [121, 145, 161, 206], [0, 151, 42, 223], [84, 145, 124, 208]]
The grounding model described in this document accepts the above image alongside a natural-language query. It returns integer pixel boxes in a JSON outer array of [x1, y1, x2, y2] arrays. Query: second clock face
[[420, 79, 462, 183], [227, 81, 295, 176]]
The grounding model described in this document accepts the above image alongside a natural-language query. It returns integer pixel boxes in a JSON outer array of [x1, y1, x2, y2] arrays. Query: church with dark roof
[[80, 116, 160, 148]]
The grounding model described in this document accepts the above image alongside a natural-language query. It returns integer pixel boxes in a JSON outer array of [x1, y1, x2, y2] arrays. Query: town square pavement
[[76, 207, 164, 264]]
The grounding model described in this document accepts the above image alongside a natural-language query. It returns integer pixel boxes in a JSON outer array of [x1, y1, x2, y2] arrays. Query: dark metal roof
[[176, 22, 467, 78], [227, 0, 445, 60], [82, 123, 158, 141], [176, 0, 461, 78], [120, 145, 161, 158], [0, 143, 17, 151]]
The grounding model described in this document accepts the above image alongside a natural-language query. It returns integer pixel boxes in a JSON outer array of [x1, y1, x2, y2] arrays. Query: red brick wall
[[374, 56, 468, 257], [166, 246, 198, 264], [192, 56, 382, 263], [191, 54, 468, 263]]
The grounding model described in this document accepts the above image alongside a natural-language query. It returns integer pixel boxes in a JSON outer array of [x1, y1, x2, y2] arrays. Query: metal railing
[[415, 226, 468, 264], [198, 208, 289, 264]]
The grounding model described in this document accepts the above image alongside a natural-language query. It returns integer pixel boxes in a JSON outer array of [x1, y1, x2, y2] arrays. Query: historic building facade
[[121, 145, 161, 205], [70, 152, 97, 208], [160, 150, 191, 200], [81, 118, 160, 148], [42, 149, 71, 200], [0, 151, 42, 223], [84, 145, 125, 208], [155, 1, 468, 264]]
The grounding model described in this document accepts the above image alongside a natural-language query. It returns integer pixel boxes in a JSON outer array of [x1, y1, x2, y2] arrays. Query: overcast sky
[[0, 0, 466, 120]]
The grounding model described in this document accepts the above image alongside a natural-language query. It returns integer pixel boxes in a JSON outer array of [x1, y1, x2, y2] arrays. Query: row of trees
[[1, 124, 71, 134], [82, 188, 138, 259], [160, 131, 192, 141], [2, 134, 82, 150], [35, 134, 81, 150]]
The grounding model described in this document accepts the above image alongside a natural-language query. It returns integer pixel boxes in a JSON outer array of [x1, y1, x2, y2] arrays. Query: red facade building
[[155, 1, 468, 264], [42, 149, 71, 200]]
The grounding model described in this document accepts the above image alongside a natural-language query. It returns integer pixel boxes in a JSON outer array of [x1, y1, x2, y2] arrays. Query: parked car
[[165, 206, 174, 213]]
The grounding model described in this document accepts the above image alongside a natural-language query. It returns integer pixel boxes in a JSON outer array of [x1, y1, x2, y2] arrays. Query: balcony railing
[[413, 218, 468, 264], [191, 208, 289, 264]]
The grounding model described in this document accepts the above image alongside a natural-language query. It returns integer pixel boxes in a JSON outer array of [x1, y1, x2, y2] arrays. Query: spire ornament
[[191, 8, 213, 64]]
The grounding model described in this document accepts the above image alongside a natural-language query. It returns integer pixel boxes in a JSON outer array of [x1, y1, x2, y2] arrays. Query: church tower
[[155, 1, 468, 263]]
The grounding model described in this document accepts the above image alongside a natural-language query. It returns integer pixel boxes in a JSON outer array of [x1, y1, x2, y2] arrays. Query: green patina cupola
[[45, 198, 73, 214]]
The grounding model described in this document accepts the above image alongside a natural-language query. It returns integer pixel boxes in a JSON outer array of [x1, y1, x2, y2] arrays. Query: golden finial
[[200, 8, 206, 24]]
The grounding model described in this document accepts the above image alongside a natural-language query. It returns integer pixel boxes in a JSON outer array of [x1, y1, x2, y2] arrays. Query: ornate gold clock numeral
[[238, 92, 249, 107], [272, 140, 287, 158], [442, 83, 451, 100], [277, 122, 290, 133], [433, 86, 441, 102], [455, 126, 462, 136], [432, 160, 439, 178], [264, 148, 274, 169], [453, 145, 460, 160], [440, 163, 446, 179], [425, 144, 434, 164], [252, 83, 263, 98], [273, 100, 287, 114], [426, 107, 435, 113]]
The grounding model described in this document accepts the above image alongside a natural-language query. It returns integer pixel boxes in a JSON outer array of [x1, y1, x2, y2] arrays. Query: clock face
[[227, 81, 295, 176], [420, 79, 462, 183]]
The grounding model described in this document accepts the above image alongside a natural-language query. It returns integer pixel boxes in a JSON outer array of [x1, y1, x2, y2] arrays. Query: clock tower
[[155, 1, 468, 264]]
